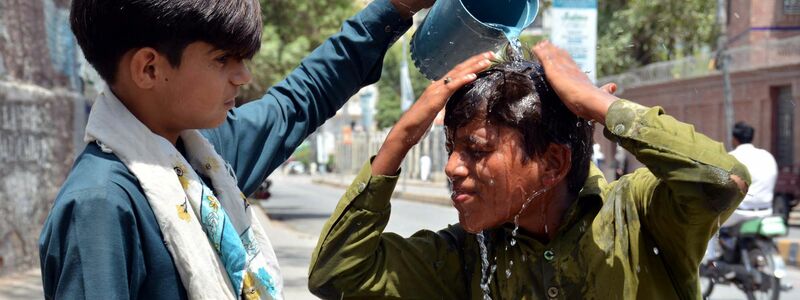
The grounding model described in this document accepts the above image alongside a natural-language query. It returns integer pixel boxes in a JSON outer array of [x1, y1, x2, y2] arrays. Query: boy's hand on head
[[371, 51, 493, 176], [532, 40, 619, 124], [390, 0, 435, 19]]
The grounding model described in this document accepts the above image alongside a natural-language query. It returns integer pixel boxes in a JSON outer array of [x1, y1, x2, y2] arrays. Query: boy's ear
[[129, 47, 164, 89], [541, 143, 571, 186]]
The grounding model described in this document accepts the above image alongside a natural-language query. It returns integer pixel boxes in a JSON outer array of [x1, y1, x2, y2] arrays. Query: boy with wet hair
[[38, 0, 431, 299], [308, 43, 750, 299]]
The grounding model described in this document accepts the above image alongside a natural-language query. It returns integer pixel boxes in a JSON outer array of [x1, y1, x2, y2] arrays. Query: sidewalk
[[0, 206, 319, 300], [0, 269, 42, 300]]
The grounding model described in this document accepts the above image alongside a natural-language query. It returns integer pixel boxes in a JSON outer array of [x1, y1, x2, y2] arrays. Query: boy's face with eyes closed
[[445, 118, 549, 234]]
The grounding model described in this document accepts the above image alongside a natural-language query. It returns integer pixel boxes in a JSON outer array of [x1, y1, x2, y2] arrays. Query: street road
[[262, 174, 800, 300]]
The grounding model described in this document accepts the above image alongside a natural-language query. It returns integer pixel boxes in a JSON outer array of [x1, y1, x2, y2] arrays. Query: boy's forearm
[[372, 100, 440, 176]]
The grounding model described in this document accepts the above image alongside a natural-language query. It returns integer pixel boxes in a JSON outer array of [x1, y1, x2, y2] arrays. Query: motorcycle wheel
[[700, 270, 715, 299], [744, 240, 781, 300]]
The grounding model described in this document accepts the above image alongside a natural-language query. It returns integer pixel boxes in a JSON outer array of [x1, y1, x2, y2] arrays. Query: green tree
[[596, 0, 718, 77], [375, 35, 431, 129], [240, 0, 359, 101]]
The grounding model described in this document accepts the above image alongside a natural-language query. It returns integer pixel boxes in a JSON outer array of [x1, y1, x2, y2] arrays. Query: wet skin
[[445, 118, 573, 240]]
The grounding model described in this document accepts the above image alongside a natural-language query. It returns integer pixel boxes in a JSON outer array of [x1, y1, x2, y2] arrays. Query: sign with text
[[550, 0, 597, 82]]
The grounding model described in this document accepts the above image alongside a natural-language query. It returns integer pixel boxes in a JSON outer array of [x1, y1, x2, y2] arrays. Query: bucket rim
[[457, 0, 540, 32]]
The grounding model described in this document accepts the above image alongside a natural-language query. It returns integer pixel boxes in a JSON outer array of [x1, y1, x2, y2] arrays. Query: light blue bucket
[[411, 0, 540, 80]]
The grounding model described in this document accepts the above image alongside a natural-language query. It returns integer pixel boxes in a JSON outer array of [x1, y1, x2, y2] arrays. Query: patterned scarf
[[84, 87, 283, 300]]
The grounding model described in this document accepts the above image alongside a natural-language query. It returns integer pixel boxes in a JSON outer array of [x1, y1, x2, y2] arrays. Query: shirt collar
[[578, 163, 607, 200], [556, 163, 607, 234]]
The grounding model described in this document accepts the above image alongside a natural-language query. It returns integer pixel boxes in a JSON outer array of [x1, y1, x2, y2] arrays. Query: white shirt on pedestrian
[[729, 143, 778, 210]]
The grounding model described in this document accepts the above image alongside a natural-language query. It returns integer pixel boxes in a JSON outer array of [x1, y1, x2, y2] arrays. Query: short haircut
[[733, 121, 755, 144], [71, 0, 262, 84], [444, 59, 594, 197]]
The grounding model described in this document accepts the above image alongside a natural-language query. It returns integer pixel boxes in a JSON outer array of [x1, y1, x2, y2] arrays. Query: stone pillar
[[0, 81, 76, 275]]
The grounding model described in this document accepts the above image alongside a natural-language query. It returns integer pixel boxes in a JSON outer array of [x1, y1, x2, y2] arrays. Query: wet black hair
[[444, 56, 594, 197], [71, 0, 262, 84], [733, 121, 755, 144]]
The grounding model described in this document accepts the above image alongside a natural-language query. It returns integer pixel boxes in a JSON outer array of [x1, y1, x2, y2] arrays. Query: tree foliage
[[596, 0, 718, 77], [375, 35, 431, 129], [240, 0, 359, 101]]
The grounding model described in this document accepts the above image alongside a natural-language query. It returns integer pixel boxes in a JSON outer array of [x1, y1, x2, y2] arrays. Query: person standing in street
[[38, 0, 432, 299]]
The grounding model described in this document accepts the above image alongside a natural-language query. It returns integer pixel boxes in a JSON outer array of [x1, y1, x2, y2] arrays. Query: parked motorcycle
[[252, 179, 272, 200], [700, 215, 789, 300]]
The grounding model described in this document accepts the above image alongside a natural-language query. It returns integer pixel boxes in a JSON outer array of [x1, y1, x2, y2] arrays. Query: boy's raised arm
[[202, 0, 416, 195], [534, 41, 750, 297], [308, 52, 490, 299]]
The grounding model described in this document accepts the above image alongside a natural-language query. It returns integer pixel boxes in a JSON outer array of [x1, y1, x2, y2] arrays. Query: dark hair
[[71, 0, 262, 84], [733, 121, 755, 144], [444, 59, 594, 197]]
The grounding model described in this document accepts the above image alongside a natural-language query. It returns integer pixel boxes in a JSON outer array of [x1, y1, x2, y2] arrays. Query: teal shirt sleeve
[[39, 185, 146, 300], [202, 0, 411, 195]]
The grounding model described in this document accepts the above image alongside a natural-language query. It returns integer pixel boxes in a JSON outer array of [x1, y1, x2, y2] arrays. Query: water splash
[[477, 231, 493, 300], [503, 187, 549, 282]]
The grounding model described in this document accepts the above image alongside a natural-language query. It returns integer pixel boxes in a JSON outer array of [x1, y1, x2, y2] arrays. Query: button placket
[[543, 249, 555, 261], [547, 286, 559, 298]]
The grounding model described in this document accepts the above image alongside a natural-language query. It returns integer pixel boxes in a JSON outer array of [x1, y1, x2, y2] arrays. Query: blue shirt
[[38, 1, 410, 298]]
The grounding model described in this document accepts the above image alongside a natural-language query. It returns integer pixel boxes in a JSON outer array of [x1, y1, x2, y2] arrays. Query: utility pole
[[717, 0, 735, 150]]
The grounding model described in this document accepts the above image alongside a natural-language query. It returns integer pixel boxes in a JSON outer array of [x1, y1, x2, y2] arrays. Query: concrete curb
[[311, 178, 452, 206]]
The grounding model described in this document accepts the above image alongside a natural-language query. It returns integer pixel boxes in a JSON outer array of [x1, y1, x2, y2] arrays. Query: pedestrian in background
[[704, 121, 777, 263], [724, 122, 778, 224]]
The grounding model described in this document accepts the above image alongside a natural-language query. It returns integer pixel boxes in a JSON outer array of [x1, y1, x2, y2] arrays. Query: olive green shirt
[[308, 99, 750, 299]]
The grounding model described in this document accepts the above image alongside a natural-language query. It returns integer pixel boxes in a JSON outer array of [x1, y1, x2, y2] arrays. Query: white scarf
[[84, 87, 283, 300]]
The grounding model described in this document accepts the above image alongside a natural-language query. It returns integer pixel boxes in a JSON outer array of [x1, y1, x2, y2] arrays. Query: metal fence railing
[[333, 125, 450, 181], [599, 35, 800, 89]]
